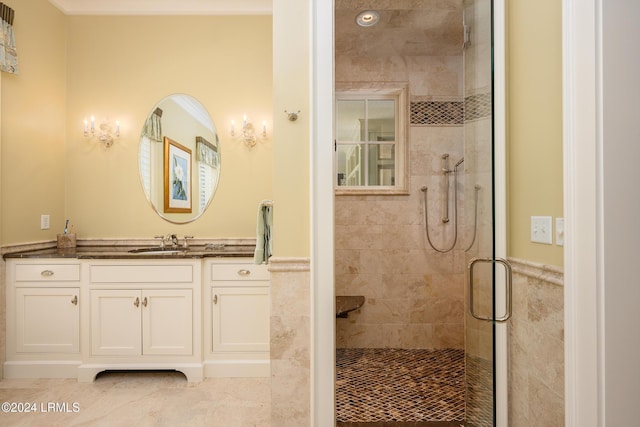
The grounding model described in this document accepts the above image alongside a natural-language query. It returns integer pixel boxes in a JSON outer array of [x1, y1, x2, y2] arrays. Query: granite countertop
[[2, 244, 257, 260]]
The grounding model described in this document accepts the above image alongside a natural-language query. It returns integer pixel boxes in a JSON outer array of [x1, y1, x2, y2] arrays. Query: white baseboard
[[4, 360, 81, 379]]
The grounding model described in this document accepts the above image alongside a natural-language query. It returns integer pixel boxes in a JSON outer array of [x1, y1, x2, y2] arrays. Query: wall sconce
[[230, 114, 267, 149], [83, 116, 120, 148]]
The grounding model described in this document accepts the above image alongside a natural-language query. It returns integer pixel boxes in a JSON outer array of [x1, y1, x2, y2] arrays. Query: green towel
[[254, 201, 273, 264]]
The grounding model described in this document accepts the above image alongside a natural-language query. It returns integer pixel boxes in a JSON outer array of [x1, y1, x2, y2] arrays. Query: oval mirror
[[138, 94, 220, 223]]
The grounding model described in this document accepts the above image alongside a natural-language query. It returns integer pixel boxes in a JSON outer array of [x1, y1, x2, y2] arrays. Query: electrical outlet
[[531, 216, 552, 244], [556, 218, 564, 246], [40, 214, 50, 230]]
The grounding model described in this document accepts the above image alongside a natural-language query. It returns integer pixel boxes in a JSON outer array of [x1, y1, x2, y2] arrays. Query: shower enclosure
[[331, 0, 508, 425], [463, 0, 509, 425]]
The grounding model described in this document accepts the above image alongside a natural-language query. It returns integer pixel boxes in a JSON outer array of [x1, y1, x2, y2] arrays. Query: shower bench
[[336, 295, 365, 318]]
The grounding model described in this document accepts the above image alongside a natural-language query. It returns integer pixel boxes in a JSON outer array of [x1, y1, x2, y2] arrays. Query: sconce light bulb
[[83, 116, 118, 148]]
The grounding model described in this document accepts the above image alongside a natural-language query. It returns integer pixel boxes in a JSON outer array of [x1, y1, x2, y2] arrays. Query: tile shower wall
[[335, 37, 465, 348], [509, 259, 564, 426]]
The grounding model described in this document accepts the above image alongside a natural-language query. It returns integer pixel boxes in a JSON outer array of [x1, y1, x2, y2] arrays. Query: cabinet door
[[212, 287, 269, 353], [15, 288, 79, 353], [91, 290, 142, 356], [142, 289, 193, 356]]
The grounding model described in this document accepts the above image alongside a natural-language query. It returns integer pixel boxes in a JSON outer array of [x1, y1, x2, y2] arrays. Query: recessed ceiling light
[[355, 10, 380, 27]]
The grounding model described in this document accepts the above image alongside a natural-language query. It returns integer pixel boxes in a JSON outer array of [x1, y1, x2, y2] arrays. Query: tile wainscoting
[[1, 243, 563, 425], [508, 258, 564, 427], [0, 257, 4, 379], [268, 257, 311, 427]]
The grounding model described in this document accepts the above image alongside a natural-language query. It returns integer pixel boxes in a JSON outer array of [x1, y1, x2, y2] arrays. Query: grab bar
[[441, 154, 450, 223]]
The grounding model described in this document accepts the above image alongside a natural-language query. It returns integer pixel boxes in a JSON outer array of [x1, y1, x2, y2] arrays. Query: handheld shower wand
[[421, 155, 473, 253]]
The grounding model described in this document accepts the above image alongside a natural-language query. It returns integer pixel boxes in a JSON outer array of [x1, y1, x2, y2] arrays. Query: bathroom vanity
[[3, 245, 270, 383], [2, 93, 273, 383]]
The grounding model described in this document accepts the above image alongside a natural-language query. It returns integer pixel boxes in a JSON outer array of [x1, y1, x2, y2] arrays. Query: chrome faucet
[[154, 234, 192, 250]]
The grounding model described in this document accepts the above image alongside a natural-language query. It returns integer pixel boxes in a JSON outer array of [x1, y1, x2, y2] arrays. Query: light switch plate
[[531, 216, 553, 244], [40, 214, 50, 230]]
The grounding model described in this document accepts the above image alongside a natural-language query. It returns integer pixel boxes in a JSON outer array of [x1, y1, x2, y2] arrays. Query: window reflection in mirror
[[138, 94, 220, 223]]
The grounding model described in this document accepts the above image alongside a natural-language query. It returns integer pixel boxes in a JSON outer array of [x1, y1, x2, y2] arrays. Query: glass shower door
[[463, 0, 509, 426]]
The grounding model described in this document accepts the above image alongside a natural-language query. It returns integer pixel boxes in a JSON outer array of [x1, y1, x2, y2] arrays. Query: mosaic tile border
[[411, 101, 464, 126], [463, 93, 492, 122], [410, 92, 492, 127]]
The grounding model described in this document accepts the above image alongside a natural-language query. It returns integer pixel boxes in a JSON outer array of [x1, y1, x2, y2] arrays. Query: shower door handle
[[468, 257, 512, 322]]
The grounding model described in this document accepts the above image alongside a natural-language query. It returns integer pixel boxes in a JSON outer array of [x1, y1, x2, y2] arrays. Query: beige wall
[[272, 0, 310, 257], [65, 15, 272, 239], [270, 3, 311, 425], [1, 5, 273, 244], [506, 2, 565, 424], [507, 0, 563, 267], [1, 0, 67, 245]]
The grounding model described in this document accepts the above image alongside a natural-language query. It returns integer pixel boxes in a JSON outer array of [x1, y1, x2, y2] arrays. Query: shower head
[[454, 157, 464, 168]]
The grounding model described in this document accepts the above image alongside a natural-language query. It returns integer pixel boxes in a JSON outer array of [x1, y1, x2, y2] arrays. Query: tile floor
[[337, 422, 464, 427], [336, 348, 466, 424], [0, 349, 484, 427], [0, 371, 270, 427]]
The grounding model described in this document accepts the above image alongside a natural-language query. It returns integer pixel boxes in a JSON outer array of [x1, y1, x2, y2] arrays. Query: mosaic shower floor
[[336, 348, 466, 425]]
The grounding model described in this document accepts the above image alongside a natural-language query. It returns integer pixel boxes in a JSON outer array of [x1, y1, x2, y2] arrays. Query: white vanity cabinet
[[81, 260, 202, 382], [204, 259, 270, 377], [4, 255, 270, 382], [90, 288, 192, 356], [4, 260, 82, 378], [16, 287, 80, 353]]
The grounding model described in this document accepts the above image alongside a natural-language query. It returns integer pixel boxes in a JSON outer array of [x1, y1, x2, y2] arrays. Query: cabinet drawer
[[210, 263, 269, 281], [90, 264, 194, 283], [15, 264, 81, 282]]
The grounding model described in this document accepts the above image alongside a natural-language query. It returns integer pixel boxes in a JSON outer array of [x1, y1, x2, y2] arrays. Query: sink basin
[[128, 247, 187, 255]]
